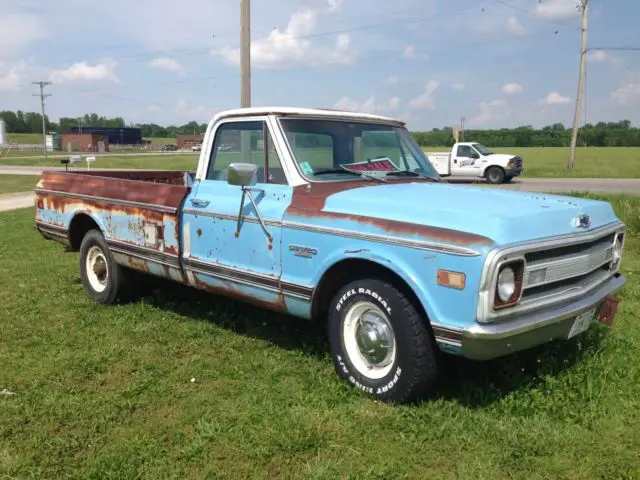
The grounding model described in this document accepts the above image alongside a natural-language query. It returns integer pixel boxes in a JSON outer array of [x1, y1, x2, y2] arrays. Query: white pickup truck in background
[[425, 142, 523, 184]]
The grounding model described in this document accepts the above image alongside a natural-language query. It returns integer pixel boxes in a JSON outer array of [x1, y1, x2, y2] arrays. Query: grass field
[[2, 146, 639, 179], [0, 175, 38, 194], [1, 194, 639, 478]]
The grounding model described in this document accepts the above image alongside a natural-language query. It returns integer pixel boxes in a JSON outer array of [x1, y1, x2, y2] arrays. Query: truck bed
[[34, 170, 193, 283]]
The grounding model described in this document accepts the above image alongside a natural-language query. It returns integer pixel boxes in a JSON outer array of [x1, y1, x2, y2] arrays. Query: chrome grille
[[521, 231, 617, 301]]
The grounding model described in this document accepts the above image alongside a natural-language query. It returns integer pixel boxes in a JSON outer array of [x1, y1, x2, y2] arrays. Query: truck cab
[[426, 142, 523, 184]]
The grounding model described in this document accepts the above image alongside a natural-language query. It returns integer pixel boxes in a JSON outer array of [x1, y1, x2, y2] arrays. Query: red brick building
[[60, 133, 110, 153], [176, 134, 205, 149]]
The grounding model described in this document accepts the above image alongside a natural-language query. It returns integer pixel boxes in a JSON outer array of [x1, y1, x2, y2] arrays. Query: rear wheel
[[328, 278, 439, 403], [79, 229, 127, 304], [485, 166, 505, 184]]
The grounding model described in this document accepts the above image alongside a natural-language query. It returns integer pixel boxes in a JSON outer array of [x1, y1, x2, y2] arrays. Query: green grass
[[2, 146, 640, 178], [0, 174, 38, 194], [1, 194, 640, 478], [1, 153, 200, 170], [6, 133, 43, 144]]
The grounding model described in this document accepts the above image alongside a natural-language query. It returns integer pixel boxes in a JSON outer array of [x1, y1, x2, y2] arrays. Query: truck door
[[452, 144, 482, 177], [182, 117, 291, 306]]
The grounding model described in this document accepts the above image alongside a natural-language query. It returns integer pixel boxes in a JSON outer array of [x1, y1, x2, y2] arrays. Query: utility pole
[[32, 81, 52, 162], [568, 0, 588, 171], [240, 0, 251, 108]]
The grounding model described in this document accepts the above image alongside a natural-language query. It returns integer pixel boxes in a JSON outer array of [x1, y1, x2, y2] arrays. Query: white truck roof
[[210, 106, 406, 126]]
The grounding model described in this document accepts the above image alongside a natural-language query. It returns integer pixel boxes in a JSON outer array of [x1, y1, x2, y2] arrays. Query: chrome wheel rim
[[342, 301, 396, 379], [86, 245, 108, 293]]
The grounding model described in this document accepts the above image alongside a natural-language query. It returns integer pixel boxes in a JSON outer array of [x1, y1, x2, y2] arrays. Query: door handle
[[190, 198, 210, 207]]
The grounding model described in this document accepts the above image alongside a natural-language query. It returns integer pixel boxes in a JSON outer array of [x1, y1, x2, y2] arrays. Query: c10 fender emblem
[[289, 244, 318, 258]]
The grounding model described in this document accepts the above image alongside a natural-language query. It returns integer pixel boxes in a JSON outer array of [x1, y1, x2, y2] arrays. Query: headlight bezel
[[492, 258, 525, 310]]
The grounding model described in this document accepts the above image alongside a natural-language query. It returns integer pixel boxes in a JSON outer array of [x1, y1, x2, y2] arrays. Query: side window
[[457, 145, 473, 157], [206, 121, 286, 184]]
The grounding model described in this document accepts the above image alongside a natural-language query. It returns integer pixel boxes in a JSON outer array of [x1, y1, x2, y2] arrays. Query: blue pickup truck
[[34, 107, 626, 403]]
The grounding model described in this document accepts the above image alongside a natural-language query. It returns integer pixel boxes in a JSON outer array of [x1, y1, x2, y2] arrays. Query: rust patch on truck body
[[287, 181, 494, 247]]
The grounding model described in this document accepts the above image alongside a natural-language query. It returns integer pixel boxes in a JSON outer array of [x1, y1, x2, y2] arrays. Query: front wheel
[[328, 278, 439, 403], [79, 229, 128, 304], [485, 166, 505, 184]]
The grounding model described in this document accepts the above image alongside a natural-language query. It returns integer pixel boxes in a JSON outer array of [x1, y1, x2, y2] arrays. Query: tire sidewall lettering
[[333, 284, 401, 397]]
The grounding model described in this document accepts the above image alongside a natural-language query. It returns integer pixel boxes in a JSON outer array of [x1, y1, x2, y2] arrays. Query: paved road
[[0, 192, 33, 212], [1, 167, 639, 213], [2, 165, 640, 195]]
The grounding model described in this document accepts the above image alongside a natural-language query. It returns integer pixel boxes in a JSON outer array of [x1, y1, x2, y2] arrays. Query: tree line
[[2, 110, 639, 147]]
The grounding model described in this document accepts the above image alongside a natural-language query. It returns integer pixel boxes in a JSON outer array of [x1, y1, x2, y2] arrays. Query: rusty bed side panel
[[286, 182, 494, 247], [34, 170, 190, 282], [75, 170, 189, 185], [37, 170, 188, 209]]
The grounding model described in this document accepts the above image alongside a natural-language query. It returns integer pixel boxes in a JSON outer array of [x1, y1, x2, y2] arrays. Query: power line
[[492, 0, 582, 30], [32, 81, 52, 161]]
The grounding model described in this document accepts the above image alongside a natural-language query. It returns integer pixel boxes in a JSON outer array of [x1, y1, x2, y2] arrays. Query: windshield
[[472, 143, 494, 155], [278, 118, 440, 182]]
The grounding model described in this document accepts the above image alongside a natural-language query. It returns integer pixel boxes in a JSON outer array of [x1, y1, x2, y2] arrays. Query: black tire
[[485, 166, 505, 184], [78, 229, 127, 304], [503, 176, 514, 183], [328, 278, 439, 404]]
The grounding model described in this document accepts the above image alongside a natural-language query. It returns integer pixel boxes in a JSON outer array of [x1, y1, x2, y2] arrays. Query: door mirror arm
[[228, 163, 273, 246]]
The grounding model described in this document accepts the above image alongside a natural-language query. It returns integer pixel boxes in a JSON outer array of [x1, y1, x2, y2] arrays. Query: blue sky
[[1, 0, 639, 130]]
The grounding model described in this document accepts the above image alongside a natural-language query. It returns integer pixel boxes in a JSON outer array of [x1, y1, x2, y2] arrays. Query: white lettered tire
[[328, 278, 439, 403]]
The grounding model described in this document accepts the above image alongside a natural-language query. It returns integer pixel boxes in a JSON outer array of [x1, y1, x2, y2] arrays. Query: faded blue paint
[[183, 179, 291, 280], [280, 221, 486, 330], [322, 182, 619, 244]]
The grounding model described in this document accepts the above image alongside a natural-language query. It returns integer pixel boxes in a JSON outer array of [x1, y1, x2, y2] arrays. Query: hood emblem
[[574, 214, 591, 229]]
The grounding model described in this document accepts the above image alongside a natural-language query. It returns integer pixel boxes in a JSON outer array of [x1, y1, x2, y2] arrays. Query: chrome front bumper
[[460, 273, 626, 360]]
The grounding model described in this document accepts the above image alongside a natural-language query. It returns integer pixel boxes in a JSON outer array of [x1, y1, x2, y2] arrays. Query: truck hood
[[321, 181, 619, 246], [482, 153, 517, 166]]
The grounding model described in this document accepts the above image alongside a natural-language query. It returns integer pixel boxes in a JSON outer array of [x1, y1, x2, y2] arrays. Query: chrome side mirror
[[227, 163, 257, 186]]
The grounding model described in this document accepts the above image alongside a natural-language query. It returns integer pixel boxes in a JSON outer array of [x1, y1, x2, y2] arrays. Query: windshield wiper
[[386, 170, 439, 181], [313, 167, 387, 183]]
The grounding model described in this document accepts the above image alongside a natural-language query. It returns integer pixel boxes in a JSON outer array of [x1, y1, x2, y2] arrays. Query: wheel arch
[[68, 211, 106, 251], [310, 256, 434, 331]]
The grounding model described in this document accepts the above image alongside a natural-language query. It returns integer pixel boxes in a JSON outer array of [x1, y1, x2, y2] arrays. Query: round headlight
[[497, 267, 516, 302]]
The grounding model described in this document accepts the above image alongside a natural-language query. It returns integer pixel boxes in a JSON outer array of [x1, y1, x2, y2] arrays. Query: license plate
[[568, 308, 596, 339]]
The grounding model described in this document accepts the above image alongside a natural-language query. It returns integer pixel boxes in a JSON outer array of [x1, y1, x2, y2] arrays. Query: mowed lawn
[[0, 175, 38, 194], [1, 193, 639, 478], [2, 146, 640, 179]]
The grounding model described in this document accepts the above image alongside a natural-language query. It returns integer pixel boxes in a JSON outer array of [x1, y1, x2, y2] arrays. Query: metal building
[[68, 127, 142, 145]]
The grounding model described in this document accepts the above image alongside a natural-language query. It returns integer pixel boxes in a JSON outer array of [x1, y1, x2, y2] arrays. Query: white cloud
[[0, 63, 26, 90], [502, 83, 523, 95], [402, 45, 429, 61], [147, 104, 163, 113], [214, 4, 353, 69], [535, 0, 579, 21], [327, 0, 343, 12], [386, 76, 399, 85], [612, 77, 640, 106], [50, 59, 119, 83], [470, 99, 508, 126], [334, 95, 400, 114], [408, 81, 439, 111], [149, 57, 185, 76], [0, 14, 46, 59], [506, 16, 528, 36], [175, 99, 219, 121], [403, 45, 416, 60], [451, 83, 466, 92], [587, 50, 621, 65], [539, 91, 572, 105]]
